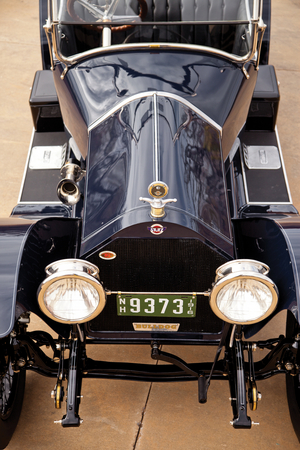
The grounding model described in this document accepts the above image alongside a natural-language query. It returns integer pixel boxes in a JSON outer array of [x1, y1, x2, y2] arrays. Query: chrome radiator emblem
[[148, 224, 167, 235]]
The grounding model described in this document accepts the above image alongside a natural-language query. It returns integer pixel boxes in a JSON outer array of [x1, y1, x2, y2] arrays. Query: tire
[[0, 338, 26, 450], [286, 310, 300, 443]]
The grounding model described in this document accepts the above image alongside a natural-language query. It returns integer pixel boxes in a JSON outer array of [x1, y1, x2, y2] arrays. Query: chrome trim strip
[[244, 202, 292, 205], [252, 0, 263, 21], [18, 129, 35, 204], [228, 138, 241, 164], [219, 133, 232, 240], [88, 91, 222, 134], [240, 144, 250, 204], [52, 0, 57, 20], [51, 26, 258, 69], [102, 26, 112, 47], [88, 92, 150, 131], [109, 291, 208, 296], [246, 0, 251, 23], [253, 0, 260, 20], [159, 92, 223, 134], [275, 126, 293, 204], [57, 20, 254, 26], [153, 92, 159, 181]]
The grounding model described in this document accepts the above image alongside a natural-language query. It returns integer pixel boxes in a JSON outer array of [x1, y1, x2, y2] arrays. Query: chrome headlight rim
[[210, 260, 278, 325], [215, 259, 270, 279], [45, 259, 99, 278], [37, 260, 106, 324]]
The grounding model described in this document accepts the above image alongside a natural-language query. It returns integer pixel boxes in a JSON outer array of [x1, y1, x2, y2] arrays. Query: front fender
[[233, 216, 300, 337], [0, 218, 36, 338], [0, 217, 81, 339]]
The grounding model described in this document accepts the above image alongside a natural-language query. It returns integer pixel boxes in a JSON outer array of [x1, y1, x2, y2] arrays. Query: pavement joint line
[[133, 382, 153, 450], [276, 68, 300, 72], [132, 351, 163, 450], [0, 38, 38, 43]]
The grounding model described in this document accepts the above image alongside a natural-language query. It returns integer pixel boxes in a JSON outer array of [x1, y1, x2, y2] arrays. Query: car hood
[[79, 91, 232, 255], [52, 50, 257, 255], [53, 50, 257, 161]]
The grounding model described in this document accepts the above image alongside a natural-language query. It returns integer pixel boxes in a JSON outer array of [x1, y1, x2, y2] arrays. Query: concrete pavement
[[0, 1, 299, 449]]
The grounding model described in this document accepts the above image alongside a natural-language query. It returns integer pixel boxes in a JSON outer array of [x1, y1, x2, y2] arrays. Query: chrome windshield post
[[102, 26, 112, 47]]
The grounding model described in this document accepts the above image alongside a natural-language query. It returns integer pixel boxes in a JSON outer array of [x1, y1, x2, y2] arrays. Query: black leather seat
[[181, 0, 248, 21], [62, 0, 249, 25], [58, 0, 250, 56]]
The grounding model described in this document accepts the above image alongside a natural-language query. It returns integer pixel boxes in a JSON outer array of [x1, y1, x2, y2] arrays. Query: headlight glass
[[210, 259, 278, 325], [216, 278, 273, 323], [43, 278, 100, 322], [37, 259, 106, 324]]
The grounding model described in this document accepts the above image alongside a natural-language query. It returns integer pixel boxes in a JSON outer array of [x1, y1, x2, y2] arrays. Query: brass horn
[[57, 161, 86, 205]]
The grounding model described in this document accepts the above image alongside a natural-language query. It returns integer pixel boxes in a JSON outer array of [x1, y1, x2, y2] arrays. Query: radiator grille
[[88, 239, 228, 334]]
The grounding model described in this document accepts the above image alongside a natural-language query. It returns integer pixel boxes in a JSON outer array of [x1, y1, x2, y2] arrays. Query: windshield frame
[[45, 0, 265, 73]]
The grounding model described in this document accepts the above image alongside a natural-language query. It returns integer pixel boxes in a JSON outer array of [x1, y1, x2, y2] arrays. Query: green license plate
[[116, 294, 196, 318]]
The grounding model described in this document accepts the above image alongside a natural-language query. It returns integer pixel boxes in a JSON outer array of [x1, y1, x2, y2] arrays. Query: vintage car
[[1, 0, 300, 447]]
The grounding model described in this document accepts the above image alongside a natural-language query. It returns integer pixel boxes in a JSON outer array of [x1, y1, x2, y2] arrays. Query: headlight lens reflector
[[210, 260, 278, 325], [38, 259, 106, 324], [43, 278, 100, 322], [216, 278, 273, 323]]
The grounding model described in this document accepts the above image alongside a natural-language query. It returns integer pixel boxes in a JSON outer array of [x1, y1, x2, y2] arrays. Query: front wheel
[[286, 310, 300, 442], [0, 337, 26, 450]]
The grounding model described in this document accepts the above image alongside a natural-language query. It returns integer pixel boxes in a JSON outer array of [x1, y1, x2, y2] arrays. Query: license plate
[[116, 294, 196, 318]]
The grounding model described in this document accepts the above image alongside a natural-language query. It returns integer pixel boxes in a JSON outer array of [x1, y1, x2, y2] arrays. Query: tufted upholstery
[[63, 0, 249, 23], [59, 0, 251, 56], [117, 0, 248, 22], [181, 0, 248, 21]]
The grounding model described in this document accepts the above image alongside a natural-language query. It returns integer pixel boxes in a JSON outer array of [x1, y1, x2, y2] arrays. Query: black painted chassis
[[11, 317, 298, 429]]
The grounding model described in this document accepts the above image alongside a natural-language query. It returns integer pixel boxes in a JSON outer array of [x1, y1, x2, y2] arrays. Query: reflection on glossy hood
[[53, 50, 256, 160], [82, 92, 230, 247]]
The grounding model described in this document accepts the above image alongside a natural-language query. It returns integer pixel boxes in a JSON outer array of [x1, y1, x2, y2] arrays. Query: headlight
[[37, 259, 106, 324], [209, 260, 278, 325]]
